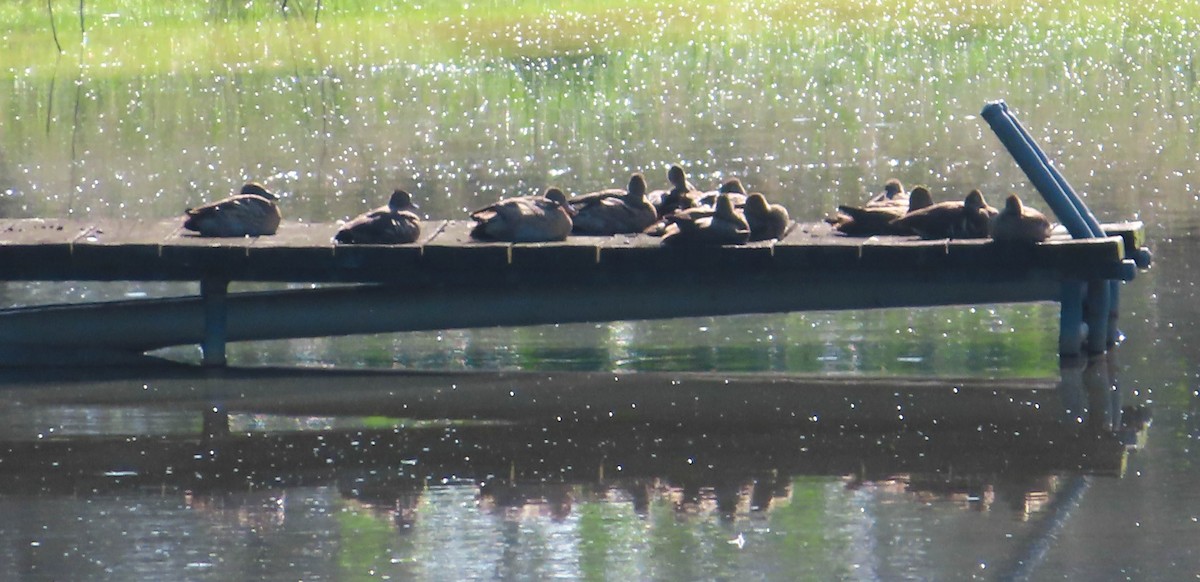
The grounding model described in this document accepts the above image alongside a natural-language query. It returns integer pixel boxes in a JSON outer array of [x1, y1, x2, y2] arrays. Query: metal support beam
[[0, 271, 1065, 360]]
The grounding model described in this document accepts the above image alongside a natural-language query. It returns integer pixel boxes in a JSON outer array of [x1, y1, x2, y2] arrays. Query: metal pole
[[989, 101, 1105, 237], [982, 101, 1117, 358], [980, 102, 1094, 239]]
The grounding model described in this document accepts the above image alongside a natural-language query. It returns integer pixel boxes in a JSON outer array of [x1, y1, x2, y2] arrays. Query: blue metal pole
[[982, 101, 1118, 359], [980, 102, 1094, 239], [1085, 279, 1112, 354], [1059, 282, 1086, 357], [991, 101, 1106, 237], [989, 100, 1122, 350]]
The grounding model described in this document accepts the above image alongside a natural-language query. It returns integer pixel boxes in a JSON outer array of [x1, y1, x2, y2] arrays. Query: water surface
[[0, 1, 1197, 579]]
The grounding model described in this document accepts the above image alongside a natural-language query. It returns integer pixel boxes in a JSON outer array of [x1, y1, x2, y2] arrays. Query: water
[[1, 1, 1198, 579]]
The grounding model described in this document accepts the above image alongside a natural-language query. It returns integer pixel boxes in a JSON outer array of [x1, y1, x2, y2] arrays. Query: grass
[[4, 0, 1197, 79]]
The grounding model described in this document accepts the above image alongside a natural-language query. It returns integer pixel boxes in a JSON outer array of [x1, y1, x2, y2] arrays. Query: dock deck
[[0, 217, 1150, 365], [0, 217, 1145, 283]]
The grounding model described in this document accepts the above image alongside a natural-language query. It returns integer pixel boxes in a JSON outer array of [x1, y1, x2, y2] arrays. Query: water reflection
[[0, 0, 1191, 576], [0, 357, 1148, 580]]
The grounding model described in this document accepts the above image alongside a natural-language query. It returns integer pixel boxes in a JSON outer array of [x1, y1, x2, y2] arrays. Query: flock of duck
[[826, 178, 1054, 242], [182, 167, 1054, 246]]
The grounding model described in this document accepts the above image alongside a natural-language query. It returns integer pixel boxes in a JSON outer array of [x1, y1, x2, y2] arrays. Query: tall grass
[[4, 0, 1197, 78]]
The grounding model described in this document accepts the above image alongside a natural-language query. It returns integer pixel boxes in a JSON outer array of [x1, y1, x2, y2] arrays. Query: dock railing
[[981, 100, 1152, 356]]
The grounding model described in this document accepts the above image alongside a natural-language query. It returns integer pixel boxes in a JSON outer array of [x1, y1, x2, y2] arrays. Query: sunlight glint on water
[[0, 2, 1196, 582]]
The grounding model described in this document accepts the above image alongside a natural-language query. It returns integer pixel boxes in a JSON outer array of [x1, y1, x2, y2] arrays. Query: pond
[[0, 0, 1197, 579]]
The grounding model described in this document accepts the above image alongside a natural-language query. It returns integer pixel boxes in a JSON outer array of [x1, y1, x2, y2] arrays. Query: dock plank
[[325, 220, 443, 281], [0, 219, 96, 278], [509, 235, 602, 271], [244, 222, 338, 280], [859, 237, 951, 269], [773, 222, 864, 270], [0, 218, 94, 245], [421, 220, 511, 271], [74, 218, 183, 245], [1034, 236, 1125, 275], [1103, 221, 1145, 257], [67, 219, 183, 279]]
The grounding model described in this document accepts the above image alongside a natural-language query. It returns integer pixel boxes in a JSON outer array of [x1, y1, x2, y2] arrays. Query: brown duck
[[570, 173, 658, 235], [989, 193, 1053, 243], [470, 188, 575, 242], [648, 164, 701, 218], [890, 189, 997, 239], [183, 182, 281, 237], [832, 186, 933, 236], [334, 189, 422, 244], [743, 193, 791, 241], [661, 194, 751, 246]]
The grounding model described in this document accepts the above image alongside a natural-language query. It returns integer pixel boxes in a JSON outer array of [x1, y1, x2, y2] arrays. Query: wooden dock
[[0, 217, 1146, 283], [0, 216, 1150, 366]]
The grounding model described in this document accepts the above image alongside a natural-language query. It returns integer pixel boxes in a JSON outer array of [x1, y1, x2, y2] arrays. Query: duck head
[[964, 189, 987, 211], [908, 186, 933, 211], [883, 179, 904, 200], [1002, 193, 1024, 215], [745, 192, 770, 214], [627, 173, 648, 199], [719, 178, 747, 195], [241, 182, 276, 200], [388, 189, 418, 212], [545, 187, 576, 215], [714, 193, 738, 218], [667, 165, 692, 191]]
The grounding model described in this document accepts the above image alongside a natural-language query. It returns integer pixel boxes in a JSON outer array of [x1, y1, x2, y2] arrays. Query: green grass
[[5, 0, 1197, 79]]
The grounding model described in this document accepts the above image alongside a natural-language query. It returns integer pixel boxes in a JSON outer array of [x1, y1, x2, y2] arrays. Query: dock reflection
[[0, 356, 1148, 525]]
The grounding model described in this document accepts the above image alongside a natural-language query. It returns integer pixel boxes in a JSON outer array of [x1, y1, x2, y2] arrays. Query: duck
[[470, 187, 574, 242], [183, 182, 281, 237], [334, 189, 422, 244], [570, 173, 658, 235], [989, 193, 1053, 243], [866, 178, 908, 207], [831, 186, 933, 236], [689, 177, 750, 208], [889, 189, 997, 239], [743, 193, 791, 241], [661, 193, 750, 246], [649, 164, 701, 218]]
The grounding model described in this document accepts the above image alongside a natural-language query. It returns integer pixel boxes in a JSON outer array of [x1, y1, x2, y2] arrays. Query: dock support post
[[1084, 279, 1111, 355], [201, 278, 228, 367], [1107, 280, 1124, 346], [1060, 282, 1086, 357]]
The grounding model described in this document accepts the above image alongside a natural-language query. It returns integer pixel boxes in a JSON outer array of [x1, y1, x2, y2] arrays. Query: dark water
[[2, 2, 1199, 580]]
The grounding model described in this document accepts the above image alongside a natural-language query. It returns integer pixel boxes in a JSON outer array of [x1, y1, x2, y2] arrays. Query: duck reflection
[[0, 355, 1152, 535], [478, 482, 575, 522]]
